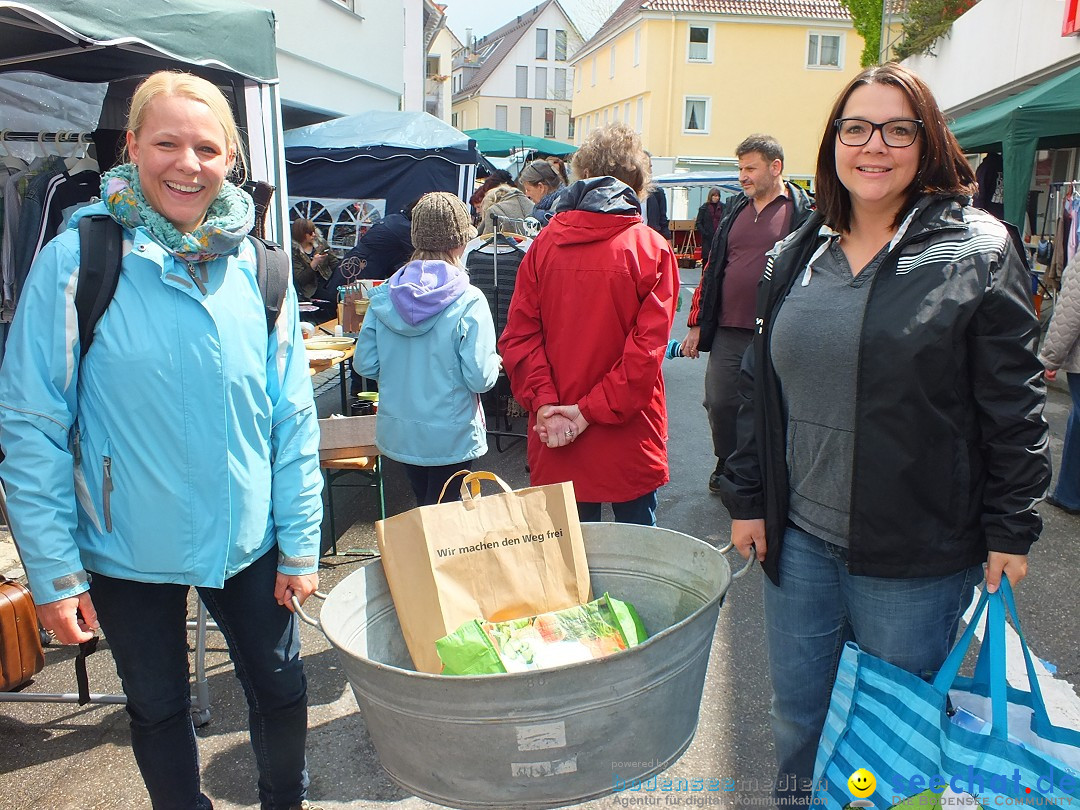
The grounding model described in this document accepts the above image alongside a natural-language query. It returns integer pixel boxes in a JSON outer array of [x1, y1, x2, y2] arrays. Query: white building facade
[[450, 0, 583, 140]]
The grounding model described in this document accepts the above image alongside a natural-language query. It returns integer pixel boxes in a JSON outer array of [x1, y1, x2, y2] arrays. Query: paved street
[[0, 269, 1077, 808]]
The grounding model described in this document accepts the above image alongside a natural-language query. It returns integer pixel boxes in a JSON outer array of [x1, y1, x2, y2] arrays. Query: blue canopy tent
[[284, 111, 478, 251]]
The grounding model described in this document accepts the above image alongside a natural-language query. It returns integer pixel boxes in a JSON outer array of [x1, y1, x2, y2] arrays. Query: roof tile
[[583, 0, 850, 52]]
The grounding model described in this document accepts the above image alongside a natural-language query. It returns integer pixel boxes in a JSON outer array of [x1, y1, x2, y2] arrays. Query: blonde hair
[[123, 71, 247, 181], [479, 184, 520, 219], [571, 123, 651, 198], [410, 249, 464, 266]]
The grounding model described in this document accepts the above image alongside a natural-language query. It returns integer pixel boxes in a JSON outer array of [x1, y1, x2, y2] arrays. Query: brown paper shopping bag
[[375, 471, 591, 674]]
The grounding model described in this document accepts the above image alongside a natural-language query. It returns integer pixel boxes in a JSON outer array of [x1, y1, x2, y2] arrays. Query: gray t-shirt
[[769, 238, 886, 547]]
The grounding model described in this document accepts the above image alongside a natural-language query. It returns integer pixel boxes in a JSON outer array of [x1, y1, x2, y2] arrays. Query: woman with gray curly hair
[[500, 123, 678, 525]]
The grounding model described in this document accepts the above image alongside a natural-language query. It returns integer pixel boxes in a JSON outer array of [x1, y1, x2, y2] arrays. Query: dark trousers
[[577, 490, 658, 526], [704, 326, 754, 465], [90, 546, 309, 810], [403, 459, 474, 506]]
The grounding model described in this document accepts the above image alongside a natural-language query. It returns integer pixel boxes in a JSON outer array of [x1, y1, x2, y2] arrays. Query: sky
[[442, 0, 621, 42]]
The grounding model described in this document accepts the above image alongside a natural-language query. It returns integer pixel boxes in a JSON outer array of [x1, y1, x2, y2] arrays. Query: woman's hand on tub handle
[[290, 589, 328, 628]]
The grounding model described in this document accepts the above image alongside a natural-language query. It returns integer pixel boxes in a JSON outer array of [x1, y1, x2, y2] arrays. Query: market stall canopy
[[950, 65, 1080, 227], [464, 128, 577, 157], [0, 0, 278, 82], [285, 111, 479, 251], [652, 171, 742, 192], [285, 110, 470, 151]]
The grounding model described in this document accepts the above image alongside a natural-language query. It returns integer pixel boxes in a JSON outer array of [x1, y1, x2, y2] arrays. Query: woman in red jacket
[[500, 123, 678, 525]]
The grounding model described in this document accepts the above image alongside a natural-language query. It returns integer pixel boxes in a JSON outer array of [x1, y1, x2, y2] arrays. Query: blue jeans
[[1053, 373, 1080, 509], [90, 547, 309, 810], [577, 490, 658, 526], [764, 526, 983, 805]]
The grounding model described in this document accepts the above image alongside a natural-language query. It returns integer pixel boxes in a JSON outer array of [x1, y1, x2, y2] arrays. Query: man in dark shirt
[[682, 134, 814, 493]]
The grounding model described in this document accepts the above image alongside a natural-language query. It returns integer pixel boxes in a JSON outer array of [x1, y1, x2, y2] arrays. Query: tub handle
[[291, 590, 328, 629], [718, 542, 756, 580]]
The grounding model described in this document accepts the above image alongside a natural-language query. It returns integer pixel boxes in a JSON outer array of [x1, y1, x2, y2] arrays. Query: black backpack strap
[[249, 235, 290, 335], [76, 216, 123, 359]]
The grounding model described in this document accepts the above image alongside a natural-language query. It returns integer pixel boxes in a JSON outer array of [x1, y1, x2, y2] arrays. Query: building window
[[604, 108, 609, 126], [495, 105, 508, 130], [609, 46, 616, 78], [688, 25, 711, 62], [535, 67, 548, 99], [520, 106, 533, 135], [591, 56, 596, 86], [684, 97, 709, 133], [452, 112, 459, 128], [623, 101, 630, 123], [554, 68, 567, 100], [807, 32, 842, 68], [426, 55, 439, 78], [612, 105, 619, 123], [329, 0, 355, 10], [636, 97, 644, 132], [545, 108, 556, 138], [536, 28, 549, 60], [634, 29, 641, 66], [516, 65, 528, 98], [569, 117, 575, 140], [555, 29, 567, 61]]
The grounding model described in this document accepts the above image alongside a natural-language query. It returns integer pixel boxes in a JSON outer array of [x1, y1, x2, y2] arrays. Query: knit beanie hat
[[410, 192, 477, 251]]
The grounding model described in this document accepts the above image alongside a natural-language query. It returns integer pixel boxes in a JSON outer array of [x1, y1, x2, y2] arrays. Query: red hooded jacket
[[500, 177, 678, 503]]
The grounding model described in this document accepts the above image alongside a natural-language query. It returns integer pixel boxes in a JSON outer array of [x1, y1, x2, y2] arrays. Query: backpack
[[75, 214, 290, 358]]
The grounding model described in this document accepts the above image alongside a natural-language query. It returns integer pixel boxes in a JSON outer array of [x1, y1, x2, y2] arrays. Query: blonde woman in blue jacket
[[0, 72, 323, 810], [356, 192, 500, 506]]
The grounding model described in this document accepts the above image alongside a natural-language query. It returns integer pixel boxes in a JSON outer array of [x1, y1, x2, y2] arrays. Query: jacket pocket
[[101, 440, 114, 534], [71, 428, 104, 534]]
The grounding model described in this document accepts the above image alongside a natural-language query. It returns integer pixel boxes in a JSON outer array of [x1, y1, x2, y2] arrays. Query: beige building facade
[[570, 0, 864, 181]]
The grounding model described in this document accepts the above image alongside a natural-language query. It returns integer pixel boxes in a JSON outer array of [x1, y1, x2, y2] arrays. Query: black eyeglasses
[[834, 118, 923, 148]]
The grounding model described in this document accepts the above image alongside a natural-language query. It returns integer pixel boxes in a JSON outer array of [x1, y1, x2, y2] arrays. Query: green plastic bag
[[435, 593, 647, 675]]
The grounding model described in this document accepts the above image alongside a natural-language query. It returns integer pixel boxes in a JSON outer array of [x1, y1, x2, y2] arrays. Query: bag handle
[[975, 579, 1055, 736], [932, 579, 1053, 741], [434, 470, 514, 505]]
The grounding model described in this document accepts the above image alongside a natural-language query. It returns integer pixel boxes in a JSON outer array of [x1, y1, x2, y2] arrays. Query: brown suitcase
[[0, 575, 44, 691]]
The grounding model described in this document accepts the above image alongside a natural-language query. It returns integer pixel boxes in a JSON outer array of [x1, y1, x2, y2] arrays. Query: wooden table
[[307, 319, 354, 413]]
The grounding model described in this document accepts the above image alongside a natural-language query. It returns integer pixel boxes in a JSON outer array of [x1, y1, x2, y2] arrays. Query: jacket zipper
[[102, 456, 114, 533], [72, 428, 82, 465], [844, 221, 967, 558]]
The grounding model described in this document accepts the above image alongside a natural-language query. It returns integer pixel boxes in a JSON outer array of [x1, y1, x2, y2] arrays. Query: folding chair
[[317, 415, 385, 555]]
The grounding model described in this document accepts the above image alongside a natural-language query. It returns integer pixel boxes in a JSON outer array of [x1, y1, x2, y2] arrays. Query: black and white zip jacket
[[718, 193, 1051, 583]]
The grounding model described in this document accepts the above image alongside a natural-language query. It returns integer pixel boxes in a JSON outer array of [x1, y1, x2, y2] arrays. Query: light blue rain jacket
[[0, 203, 323, 603], [355, 261, 499, 466]]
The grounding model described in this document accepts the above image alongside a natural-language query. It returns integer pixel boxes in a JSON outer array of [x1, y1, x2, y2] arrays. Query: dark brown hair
[[736, 134, 784, 167], [291, 218, 317, 243], [814, 63, 975, 233]]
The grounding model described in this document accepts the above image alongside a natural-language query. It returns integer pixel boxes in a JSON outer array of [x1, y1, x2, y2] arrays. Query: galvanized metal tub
[[307, 522, 731, 809]]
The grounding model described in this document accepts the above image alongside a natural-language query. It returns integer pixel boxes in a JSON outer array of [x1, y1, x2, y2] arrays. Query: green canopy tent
[[0, 0, 288, 238], [949, 65, 1080, 228], [464, 127, 577, 157]]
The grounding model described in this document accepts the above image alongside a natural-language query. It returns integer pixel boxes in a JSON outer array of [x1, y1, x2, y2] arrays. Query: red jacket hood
[[547, 210, 642, 245]]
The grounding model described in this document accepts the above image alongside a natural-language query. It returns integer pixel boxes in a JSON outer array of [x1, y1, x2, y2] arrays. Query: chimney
[[465, 27, 473, 53]]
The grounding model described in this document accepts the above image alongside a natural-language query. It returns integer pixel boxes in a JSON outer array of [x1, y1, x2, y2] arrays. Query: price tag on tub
[[515, 720, 567, 751]]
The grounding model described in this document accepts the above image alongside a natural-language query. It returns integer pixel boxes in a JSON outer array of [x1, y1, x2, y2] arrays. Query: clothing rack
[[0, 130, 93, 144]]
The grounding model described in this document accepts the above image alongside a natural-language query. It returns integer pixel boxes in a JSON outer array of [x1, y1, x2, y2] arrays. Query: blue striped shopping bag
[[813, 579, 1080, 810]]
